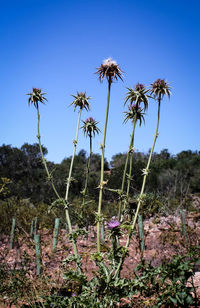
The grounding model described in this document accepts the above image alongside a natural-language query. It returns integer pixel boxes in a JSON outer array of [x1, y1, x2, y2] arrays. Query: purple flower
[[108, 220, 120, 229], [33, 87, 41, 93], [86, 117, 95, 123], [72, 292, 76, 297], [134, 83, 145, 91], [130, 103, 142, 112]]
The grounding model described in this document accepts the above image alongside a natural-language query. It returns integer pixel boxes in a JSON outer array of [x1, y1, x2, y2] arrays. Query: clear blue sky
[[1, 0, 200, 163]]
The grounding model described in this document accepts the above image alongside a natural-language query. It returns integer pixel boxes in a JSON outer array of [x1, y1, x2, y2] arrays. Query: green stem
[[37, 107, 60, 200], [64, 108, 82, 263], [114, 98, 161, 279], [34, 234, 42, 275], [65, 109, 82, 201], [52, 218, 60, 253], [97, 81, 111, 253], [82, 133, 92, 207], [180, 210, 188, 246], [118, 117, 137, 220], [9, 218, 16, 249], [37, 106, 80, 267], [138, 214, 145, 253], [34, 216, 38, 236], [126, 118, 137, 202]]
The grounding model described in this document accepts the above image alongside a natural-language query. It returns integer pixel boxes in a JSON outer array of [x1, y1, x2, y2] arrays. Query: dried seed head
[[150, 79, 171, 100], [96, 57, 123, 83], [27, 88, 47, 109], [70, 92, 91, 111]]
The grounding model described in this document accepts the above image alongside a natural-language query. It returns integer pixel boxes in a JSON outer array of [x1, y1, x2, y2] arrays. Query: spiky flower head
[[70, 92, 91, 111], [27, 88, 47, 109], [108, 219, 120, 229], [81, 117, 100, 137], [124, 83, 149, 111], [96, 58, 123, 83], [124, 103, 145, 126], [150, 79, 171, 100]]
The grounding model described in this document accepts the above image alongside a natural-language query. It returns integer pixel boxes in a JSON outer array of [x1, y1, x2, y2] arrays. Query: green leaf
[[169, 296, 177, 305], [185, 295, 194, 305]]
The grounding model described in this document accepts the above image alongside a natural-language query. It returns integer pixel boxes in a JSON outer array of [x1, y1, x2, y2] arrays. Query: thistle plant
[[81, 117, 100, 208], [27, 88, 60, 199], [129, 78, 171, 223], [96, 58, 123, 253], [114, 79, 171, 279], [63, 92, 90, 265], [27, 88, 87, 270], [118, 84, 148, 221]]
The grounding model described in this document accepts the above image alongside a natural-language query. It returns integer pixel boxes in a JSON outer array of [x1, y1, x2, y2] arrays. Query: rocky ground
[[0, 212, 200, 307]]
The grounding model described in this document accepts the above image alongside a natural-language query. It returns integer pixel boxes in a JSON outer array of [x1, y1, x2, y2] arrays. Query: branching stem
[[37, 106, 80, 269], [64, 108, 82, 264], [118, 117, 137, 220], [114, 98, 161, 279]]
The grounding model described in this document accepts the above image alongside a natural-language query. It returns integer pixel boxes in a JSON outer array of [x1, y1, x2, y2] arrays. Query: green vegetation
[[0, 145, 199, 226]]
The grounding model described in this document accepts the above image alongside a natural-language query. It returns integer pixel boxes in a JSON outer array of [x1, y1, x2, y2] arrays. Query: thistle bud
[[27, 88, 47, 109], [125, 83, 149, 111], [81, 117, 100, 137], [70, 92, 91, 111], [150, 79, 171, 100]]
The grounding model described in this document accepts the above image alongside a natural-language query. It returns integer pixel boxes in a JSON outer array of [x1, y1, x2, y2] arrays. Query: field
[[0, 212, 200, 307]]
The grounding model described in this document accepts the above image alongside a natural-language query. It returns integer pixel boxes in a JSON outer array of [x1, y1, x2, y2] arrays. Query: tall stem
[[65, 109, 82, 201], [114, 99, 161, 278], [36, 106, 80, 270], [37, 107, 60, 200], [82, 134, 92, 207], [37, 107, 80, 265], [64, 108, 82, 262], [118, 117, 137, 220], [97, 81, 111, 253], [126, 118, 137, 202]]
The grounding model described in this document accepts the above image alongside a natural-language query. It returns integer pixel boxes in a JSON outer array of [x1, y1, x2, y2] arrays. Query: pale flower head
[[96, 57, 123, 83], [103, 57, 117, 66]]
